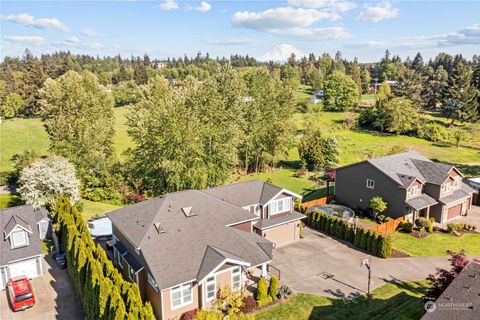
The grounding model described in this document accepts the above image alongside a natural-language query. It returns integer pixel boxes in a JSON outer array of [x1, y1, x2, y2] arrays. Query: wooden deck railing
[[268, 265, 281, 280], [369, 217, 404, 235]]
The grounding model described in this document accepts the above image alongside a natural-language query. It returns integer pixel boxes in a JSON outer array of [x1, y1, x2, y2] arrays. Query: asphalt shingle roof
[[438, 186, 472, 205], [405, 194, 438, 210], [421, 262, 480, 320], [254, 211, 306, 230], [202, 180, 284, 207], [0, 205, 47, 266], [107, 189, 274, 290]]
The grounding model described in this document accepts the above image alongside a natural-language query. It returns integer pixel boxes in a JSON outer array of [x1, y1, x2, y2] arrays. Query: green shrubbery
[[256, 277, 272, 307], [400, 221, 413, 233], [447, 223, 477, 232], [305, 210, 392, 258], [54, 196, 154, 319], [268, 276, 279, 301]]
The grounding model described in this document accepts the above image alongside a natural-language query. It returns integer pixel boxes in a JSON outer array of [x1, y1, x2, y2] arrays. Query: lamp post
[[361, 257, 372, 298]]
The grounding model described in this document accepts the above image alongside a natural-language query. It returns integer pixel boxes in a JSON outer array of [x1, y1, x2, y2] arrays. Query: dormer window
[[443, 183, 450, 193], [270, 198, 291, 215], [11, 230, 28, 249], [409, 186, 417, 197]]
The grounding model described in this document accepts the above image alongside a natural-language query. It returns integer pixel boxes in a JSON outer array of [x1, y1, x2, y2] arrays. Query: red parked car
[[7, 276, 35, 311]]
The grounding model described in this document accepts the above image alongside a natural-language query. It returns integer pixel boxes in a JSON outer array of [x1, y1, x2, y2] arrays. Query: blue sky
[[1, 1, 479, 62]]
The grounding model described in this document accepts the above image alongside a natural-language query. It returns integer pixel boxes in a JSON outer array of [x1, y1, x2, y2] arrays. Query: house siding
[[161, 282, 200, 320], [406, 180, 423, 200], [335, 162, 407, 218], [231, 221, 252, 232]]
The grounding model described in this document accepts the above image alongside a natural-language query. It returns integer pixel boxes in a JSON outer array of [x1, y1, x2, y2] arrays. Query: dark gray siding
[[335, 162, 407, 218]]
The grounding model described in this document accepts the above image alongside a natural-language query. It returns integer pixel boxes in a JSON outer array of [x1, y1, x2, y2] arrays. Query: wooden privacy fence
[[370, 216, 404, 235], [301, 196, 334, 209]]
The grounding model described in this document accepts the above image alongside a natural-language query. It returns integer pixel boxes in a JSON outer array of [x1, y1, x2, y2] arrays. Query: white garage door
[[8, 258, 40, 280]]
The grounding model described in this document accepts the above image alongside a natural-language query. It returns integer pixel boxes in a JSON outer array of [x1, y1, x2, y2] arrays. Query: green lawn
[[255, 280, 430, 320], [0, 194, 24, 208], [80, 199, 122, 220], [239, 168, 317, 195], [0, 107, 133, 174], [391, 232, 480, 257]]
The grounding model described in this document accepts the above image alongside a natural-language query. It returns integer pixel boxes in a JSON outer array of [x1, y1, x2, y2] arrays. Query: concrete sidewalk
[[271, 227, 454, 299]]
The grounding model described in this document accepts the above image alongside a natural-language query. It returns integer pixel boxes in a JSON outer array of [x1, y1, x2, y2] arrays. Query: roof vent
[[154, 222, 166, 234], [182, 206, 197, 217]]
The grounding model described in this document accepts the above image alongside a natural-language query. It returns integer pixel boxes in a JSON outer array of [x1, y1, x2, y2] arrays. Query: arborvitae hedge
[[54, 196, 155, 320], [304, 209, 392, 258]]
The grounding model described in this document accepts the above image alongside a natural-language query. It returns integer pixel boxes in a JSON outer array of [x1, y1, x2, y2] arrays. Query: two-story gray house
[[1, 205, 51, 290], [334, 152, 474, 224]]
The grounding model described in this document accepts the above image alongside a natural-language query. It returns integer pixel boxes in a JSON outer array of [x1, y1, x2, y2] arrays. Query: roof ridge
[[137, 195, 169, 248], [197, 189, 259, 218]]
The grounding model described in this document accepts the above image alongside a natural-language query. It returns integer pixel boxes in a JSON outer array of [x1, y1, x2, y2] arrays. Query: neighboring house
[[421, 262, 480, 320], [465, 178, 480, 205], [335, 152, 474, 224], [311, 89, 324, 104], [107, 180, 305, 319], [87, 217, 113, 238], [1, 205, 50, 290]]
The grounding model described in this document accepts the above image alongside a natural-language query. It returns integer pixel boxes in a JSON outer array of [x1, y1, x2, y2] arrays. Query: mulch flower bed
[[391, 249, 410, 258]]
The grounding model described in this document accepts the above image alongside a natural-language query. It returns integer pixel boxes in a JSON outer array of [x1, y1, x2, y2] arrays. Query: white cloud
[[232, 7, 340, 32], [1, 13, 69, 32], [3, 35, 46, 46], [81, 28, 97, 37], [66, 36, 80, 44], [195, 1, 212, 12], [260, 44, 305, 62], [88, 42, 105, 49], [357, 2, 399, 23], [288, 0, 356, 12], [158, 0, 179, 11], [283, 26, 350, 40], [347, 24, 480, 50], [205, 37, 253, 46]]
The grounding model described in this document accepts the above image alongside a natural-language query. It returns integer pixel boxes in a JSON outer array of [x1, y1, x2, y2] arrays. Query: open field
[[255, 280, 430, 320], [79, 199, 122, 220], [391, 232, 480, 257]]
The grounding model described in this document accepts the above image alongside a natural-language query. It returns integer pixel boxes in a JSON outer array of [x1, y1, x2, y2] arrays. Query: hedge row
[[54, 197, 155, 320], [305, 209, 392, 258]]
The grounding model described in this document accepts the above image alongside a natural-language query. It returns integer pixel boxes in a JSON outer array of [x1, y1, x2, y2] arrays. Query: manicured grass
[[391, 232, 480, 257], [302, 186, 335, 202], [255, 280, 430, 320], [0, 194, 24, 208], [239, 168, 317, 195], [358, 217, 378, 226], [0, 107, 133, 174], [80, 199, 122, 220]]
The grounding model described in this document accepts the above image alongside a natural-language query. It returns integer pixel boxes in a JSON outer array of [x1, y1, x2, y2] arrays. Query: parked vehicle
[[7, 276, 35, 311], [54, 252, 67, 269]]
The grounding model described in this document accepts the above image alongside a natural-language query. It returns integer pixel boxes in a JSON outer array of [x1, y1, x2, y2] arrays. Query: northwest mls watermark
[[425, 301, 474, 313]]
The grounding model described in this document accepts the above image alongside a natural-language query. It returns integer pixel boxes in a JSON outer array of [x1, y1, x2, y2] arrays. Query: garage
[[263, 222, 299, 245], [8, 257, 41, 280], [447, 203, 462, 220]]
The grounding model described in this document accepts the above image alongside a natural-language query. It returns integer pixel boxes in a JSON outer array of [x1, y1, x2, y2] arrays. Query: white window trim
[[410, 186, 417, 196], [270, 198, 291, 215], [171, 283, 193, 310], [148, 273, 159, 292], [444, 183, 450, 193], [231, 267, 242, 292], [116, 249, 123, 269], [366, 179, 375, 189], [11, 230, 28, 249], [205, 275, 216, 302], [128, 265, 135, 282]]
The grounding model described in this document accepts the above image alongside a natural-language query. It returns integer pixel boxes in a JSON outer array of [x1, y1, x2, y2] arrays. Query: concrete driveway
[[0, 253, 83, 320], [271, 227, 453, 299]]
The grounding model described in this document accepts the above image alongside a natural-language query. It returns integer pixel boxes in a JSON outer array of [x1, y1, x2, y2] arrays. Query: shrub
[[419, 227, 426, 238], [378, 236, 392, 258], [415, 217, 430, 229], [384, 216, 392, 222], [181, 309, 198, 320], [377, 214, 386, 223], [320, 214, 326, 230], [447, 223, 460, 232], [400, 221, 413, 233], [360, 229, 368, 250], [240, 296, 257, 313], [366, 231, 374, 253], [278, 284, 294, 300], [256, 277, 272, 306], [428, 220, 434, 233], [417, 123, 451, 143], [315, 212, 322, 229], [325, 218, 332, 234], [353, 228, 362, 247], [124, 193, 145, 204], [372, 234, 379, 256], [268, 276, 279, 301], [344, 227, 354, 243]]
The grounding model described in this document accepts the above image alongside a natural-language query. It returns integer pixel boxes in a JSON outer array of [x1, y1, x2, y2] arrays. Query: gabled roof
[[367, 151, 463, 187], [405, 194, 438, 210], [197, 246, 249, 282], [107, 189, 274, 290], [202, 180, 300, 207], [0, 205, 47, 266]]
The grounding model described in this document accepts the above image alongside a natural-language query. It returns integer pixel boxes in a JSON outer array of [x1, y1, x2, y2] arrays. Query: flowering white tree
[[19, 156, 80, 209]]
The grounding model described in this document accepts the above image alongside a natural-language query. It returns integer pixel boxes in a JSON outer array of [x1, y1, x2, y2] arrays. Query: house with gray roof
[[421, 262, 480, 320], [107, 180, 305, 320], [1, 205, 51, 290], [334, 152, 474, 224]]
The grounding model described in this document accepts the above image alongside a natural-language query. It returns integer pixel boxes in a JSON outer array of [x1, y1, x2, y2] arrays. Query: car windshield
[[15, 292, 33, 302]]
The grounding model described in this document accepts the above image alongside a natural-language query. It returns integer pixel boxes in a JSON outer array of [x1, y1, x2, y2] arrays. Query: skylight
[[154, 222, 166, 234], [182, 206, 197, 217]]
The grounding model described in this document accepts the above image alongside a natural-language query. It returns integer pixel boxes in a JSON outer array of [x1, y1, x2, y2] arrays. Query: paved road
[[271, 227, 455, 299], [0, 254, 83, 320]]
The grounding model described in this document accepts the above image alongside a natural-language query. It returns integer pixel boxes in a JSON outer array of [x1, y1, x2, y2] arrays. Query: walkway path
[[271, 227, 460, 299]]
